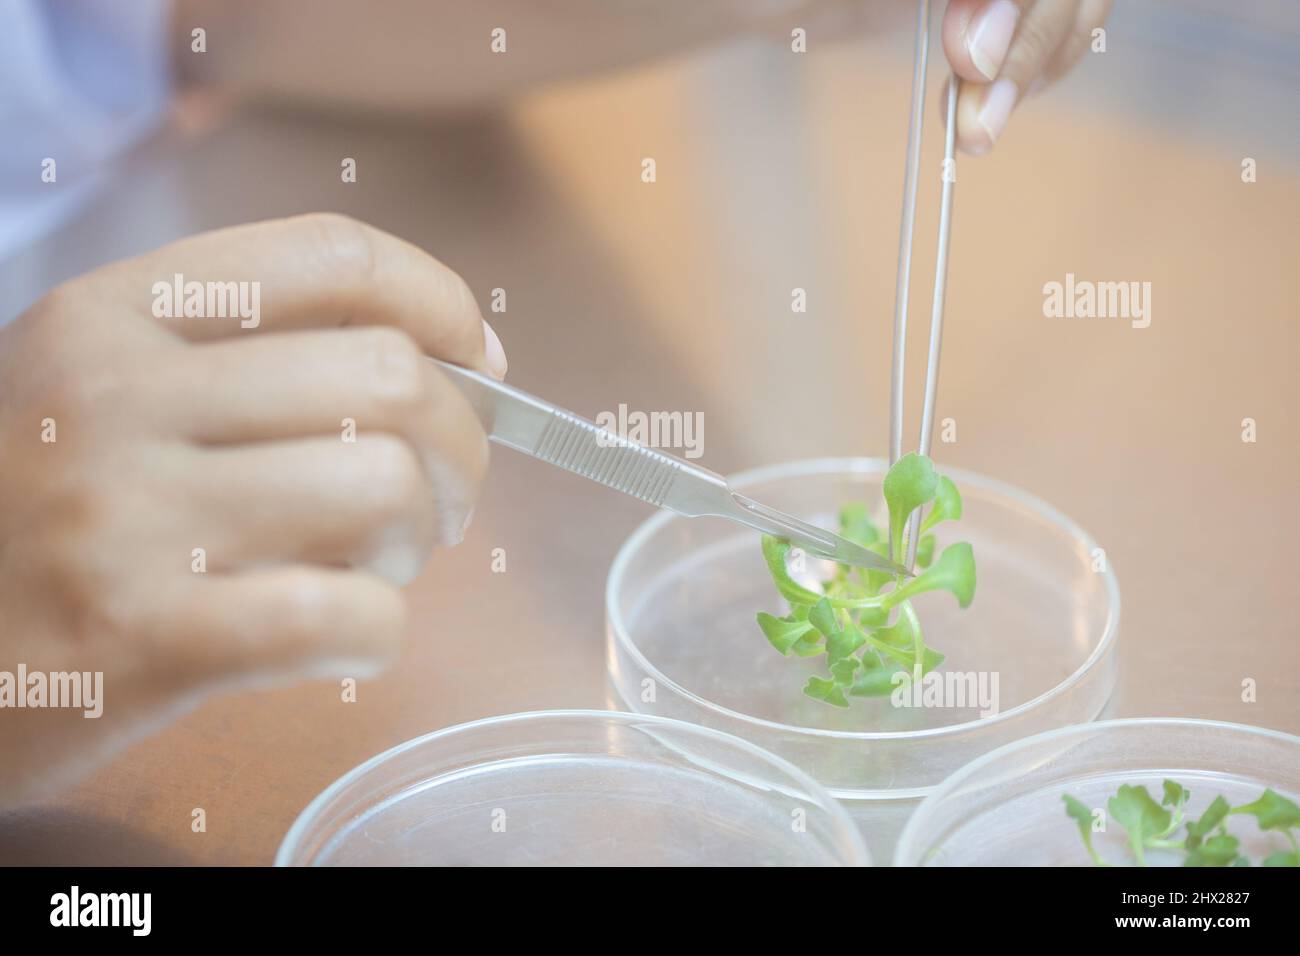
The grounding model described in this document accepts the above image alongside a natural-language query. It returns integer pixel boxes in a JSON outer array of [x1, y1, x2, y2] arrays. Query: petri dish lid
[[894, 718, 1300, 866], [278, 709, 870, 866]]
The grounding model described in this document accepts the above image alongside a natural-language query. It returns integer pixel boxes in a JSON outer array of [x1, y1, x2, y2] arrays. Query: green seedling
[[1063, 782, 1300, 867], [755, 453, 976, 707]]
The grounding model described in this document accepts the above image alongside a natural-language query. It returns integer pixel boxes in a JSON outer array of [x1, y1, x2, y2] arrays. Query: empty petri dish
[[894, 718, 1300, 866], [276, 709, 869, 866], [605, 458, 1120, 857]]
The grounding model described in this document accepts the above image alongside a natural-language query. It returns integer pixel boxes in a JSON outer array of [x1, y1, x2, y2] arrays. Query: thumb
[[941, 0, 1024, 85], [942, 0, 1080, 154]]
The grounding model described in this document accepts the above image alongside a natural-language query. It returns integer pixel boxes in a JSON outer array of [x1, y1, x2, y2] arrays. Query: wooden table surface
[[2, 8, 1297, 864]]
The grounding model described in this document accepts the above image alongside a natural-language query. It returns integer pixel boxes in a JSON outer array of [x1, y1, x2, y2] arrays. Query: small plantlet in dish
[[1063, 781, 1300, 867], [755, 453, 976, 707]]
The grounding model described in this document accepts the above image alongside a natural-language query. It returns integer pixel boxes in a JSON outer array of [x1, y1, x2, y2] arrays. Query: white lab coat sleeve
[[0, 0, 173, 265]]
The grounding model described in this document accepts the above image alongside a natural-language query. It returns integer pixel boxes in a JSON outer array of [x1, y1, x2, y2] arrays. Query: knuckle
[[18, 294, 89, 406], [295, 212, 378, 288], [19, 300, 150, 423], [361, 434, 426, 517], [365, 327, 427, 414], [1007, 19, 1060, 73], [41, 535, 127, 647], [266, 571, 336, 645]]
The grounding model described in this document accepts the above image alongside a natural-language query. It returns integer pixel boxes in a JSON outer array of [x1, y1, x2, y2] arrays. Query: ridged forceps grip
[[533, 411, 681, 507]]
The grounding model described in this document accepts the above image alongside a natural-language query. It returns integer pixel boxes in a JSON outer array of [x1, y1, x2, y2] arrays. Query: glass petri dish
[[894, 718, 1300, 866], [605, 458, 1120, 856], [276, 709, 869, 866]]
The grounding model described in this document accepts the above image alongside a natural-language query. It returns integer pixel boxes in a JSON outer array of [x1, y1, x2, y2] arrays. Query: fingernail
[[482, 320, 507, 380], [968, 0, 1020, 81], [977, 78, 1018, 148]]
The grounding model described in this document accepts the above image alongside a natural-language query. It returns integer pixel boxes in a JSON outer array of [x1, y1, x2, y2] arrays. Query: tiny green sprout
[[1064, 781, 1300, 867], [920, 475, 962, 534], [803, 676, 849, 709], [754, 454, 975, 708], [1162, 780, 1189, 813], [756, 612, 813, 655], [1229, 788, 1300, 831], [1108, 785, 1172, 867], [1062, 795, 1107, 867], [1185, 833, 1243, 868], [882, 452, 938, 565], [1184, 795, 1230, 850], [883, 543, 975, 609]]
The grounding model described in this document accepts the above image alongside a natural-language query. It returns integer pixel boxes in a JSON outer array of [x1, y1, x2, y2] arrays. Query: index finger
[[80, 213, 506, 379]]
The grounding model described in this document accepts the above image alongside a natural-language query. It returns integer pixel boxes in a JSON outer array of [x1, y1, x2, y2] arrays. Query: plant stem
[[902, 601, 925, 681], [1145, 838, 1185, 850]]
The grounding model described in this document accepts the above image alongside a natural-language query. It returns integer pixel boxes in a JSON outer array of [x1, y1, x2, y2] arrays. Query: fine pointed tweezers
[[434, 359, 909, 576], [889, 0, 961, 570]]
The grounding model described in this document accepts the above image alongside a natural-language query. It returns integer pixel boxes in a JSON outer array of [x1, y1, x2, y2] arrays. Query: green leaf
[[761, 535, 884, 610], [756, 612, 814, 655], [1185, 796, 1231, 850], [803, 676, 848, 708], [1158, 779, 1191, 836], [1230, 789, 1300, 832], [1185, 833, 1240, 868], [790, 634, 825, 657], [920, 475, 962, 535], [883, 453, 938, 564], [805, 599, 864, 665], [884, 542, 976, 609], [879, 643, 945, 675], [1063, 794, 1107, 867], [1262, 851, 1300, 867], [855, 605, 889, 629], [828, 657, 860, 685], [761, 535, 824, 606], [861, 560, 894, 597], [808, 598, 838, 638], [1108, 785, 1171, 866], [872, 610, 914, 650], [915, 534, 935, 569], [1162, 780, 1188, 808], [826, 620, 866, 665], [839, 502, 881, 546], [847, 651, 897, 697], [868, 615, 943, 674]]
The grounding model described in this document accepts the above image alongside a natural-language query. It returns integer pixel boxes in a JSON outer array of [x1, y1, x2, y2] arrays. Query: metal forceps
[[889, 0, 961, 570], [434, 360, 910, 576]]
